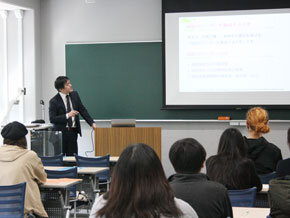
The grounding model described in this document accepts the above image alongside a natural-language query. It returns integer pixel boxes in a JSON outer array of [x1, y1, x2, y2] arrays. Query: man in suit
[[49, 76, 97, 156]]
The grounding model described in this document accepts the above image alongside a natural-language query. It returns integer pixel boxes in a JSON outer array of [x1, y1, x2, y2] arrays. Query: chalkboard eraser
[[218, 116, 231, 120]]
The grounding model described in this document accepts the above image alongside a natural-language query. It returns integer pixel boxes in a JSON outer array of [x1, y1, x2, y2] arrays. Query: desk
[[44, 166, 109, 203], [233, 207, 270, 218], [40, 178, 82, 218], [41, 178, 82, 188], [63, 156, 119, 164], [44, 166, 109, 174]]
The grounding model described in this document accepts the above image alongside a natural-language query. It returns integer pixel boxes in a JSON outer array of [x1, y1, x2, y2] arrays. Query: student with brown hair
[[244, 107, 282, 174], [89, 143, 198, 218]]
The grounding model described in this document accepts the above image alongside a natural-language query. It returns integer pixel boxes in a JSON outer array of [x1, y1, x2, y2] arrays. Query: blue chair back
[[228, 187, 257, 207], [45, 167, 77, 197], [39, 154, 63, 166], [0, 182, 26, 218], [74, 154, 110, 182], [259, 172, 276, 184]]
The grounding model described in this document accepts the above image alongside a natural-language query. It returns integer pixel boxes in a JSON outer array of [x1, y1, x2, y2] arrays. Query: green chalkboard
[[66, 42, 290, 120]]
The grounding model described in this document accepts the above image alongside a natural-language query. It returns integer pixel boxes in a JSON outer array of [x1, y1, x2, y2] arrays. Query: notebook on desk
[[111, 119, 136, 127]]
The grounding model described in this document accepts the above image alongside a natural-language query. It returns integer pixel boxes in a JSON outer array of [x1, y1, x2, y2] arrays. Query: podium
[[27, 124, 62, 156], [95, 127, 161, 159]]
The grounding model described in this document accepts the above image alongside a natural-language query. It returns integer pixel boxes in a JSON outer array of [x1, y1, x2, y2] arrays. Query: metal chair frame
[[259, 172, 276, 184], [44, 167, 78, 218], [228, 187, 257, 207], [74, 154, 111, 191], [0, 182, 26, 218], [39, 153, 64, 166]]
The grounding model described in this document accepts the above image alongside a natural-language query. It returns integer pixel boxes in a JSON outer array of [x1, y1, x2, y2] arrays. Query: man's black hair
[[169, 138, 206, 174], [54, 76, 69, 91]]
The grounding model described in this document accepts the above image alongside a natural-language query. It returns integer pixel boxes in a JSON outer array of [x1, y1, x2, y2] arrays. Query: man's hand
[[68, 110, 79, 118], [92, 123, 97, 129]]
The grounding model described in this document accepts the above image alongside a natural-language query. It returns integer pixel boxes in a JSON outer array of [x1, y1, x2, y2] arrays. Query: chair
[[74, 154, 110, 191], [228, 187, 257, 207], [259, 172, 276, 184], [39, 154, 64, 166], [0, 182, 26, 218], [44, 167, 78, 218]]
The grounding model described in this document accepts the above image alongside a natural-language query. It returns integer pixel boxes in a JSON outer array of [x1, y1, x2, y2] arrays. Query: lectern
[[95, 127, 161, 159]]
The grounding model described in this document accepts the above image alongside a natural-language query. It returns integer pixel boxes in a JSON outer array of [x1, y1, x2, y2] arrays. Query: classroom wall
[[40, 0, 162, 114], [1, 0, 42, 122]]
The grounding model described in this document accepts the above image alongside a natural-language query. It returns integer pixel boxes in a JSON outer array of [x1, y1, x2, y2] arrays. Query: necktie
[[66, 95, 73, 128]]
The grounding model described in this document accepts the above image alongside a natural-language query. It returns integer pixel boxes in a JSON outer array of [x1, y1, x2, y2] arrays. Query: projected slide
[[165, 9, 290, 106], [178, 13, 290, 92]]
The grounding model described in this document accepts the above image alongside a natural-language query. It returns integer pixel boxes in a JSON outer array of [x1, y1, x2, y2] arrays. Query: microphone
[[40, 100, 45, 121]]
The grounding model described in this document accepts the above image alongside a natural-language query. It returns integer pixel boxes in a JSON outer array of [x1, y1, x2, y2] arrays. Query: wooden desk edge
[[63, 156, 119, 162], [41, 178, 82, 188]]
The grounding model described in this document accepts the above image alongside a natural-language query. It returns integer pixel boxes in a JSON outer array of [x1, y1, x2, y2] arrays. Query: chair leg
[[65, 208, 70, 218], [74, 201, 76, 218]]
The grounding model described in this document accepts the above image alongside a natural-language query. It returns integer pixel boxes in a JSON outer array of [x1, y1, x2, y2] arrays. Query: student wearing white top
[[89, 143, 198, 218]]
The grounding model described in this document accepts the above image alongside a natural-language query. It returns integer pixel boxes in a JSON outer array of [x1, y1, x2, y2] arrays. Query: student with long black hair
[[90, 143, 197, 218], [206, 128, 262, 192]]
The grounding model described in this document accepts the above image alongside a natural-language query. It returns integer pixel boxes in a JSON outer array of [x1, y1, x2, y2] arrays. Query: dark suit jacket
[[49, 91, 94, 136]]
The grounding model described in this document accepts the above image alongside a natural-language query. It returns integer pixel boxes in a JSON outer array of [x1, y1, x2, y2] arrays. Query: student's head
[[98, 143, 182, 218], [169, 138, 206, 174], [54, 76, 73, 94], [1, 121, 28, 149], [218, 128, 247, 158], [246, 107, 270, 134]]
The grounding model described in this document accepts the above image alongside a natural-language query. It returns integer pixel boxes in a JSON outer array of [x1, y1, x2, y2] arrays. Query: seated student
[[206, 128, 262, 192], [268, 175, 290, 218], [244, 107, 282, 174], [90, 143, 198, 218], [0, 121, 48, 218], [276, 128, 290, 177], [168, 138, 233, 218]]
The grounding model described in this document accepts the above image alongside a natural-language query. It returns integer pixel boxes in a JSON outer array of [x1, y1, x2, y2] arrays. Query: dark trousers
[[62, 128, 78, 156]]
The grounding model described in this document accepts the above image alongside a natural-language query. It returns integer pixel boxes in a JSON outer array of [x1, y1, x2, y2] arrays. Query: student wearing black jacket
[[276, 128, 290, 177], [169, 138, 233, 218], [244, 107, 282, 175], [206, 128, 262, 192]]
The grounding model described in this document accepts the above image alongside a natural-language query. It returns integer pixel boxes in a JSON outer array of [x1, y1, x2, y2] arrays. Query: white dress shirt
[[59, 92, 76, 127]]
